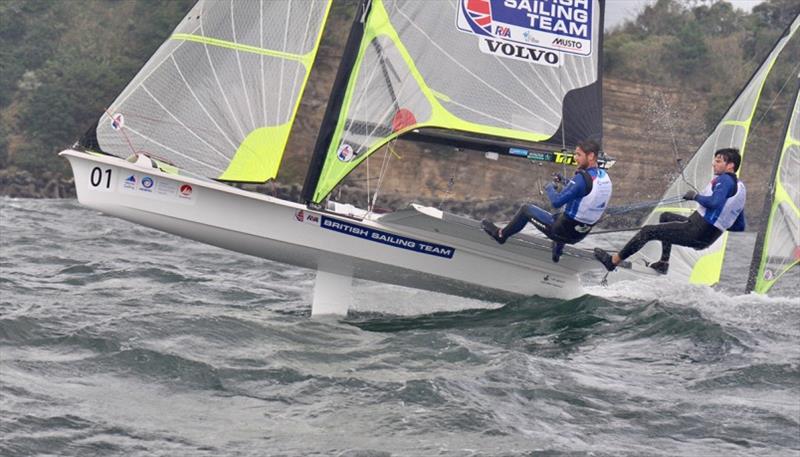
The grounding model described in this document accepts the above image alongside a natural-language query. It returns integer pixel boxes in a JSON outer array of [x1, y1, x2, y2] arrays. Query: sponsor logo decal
[[123, 175, 137, 190], [179, 184, 193, 197], [478, 38, 560, 66], [319, 216, 455, 259], [337, 143, 355, 162], [110, 113, 124, 130], [294, 210, 321, 225], [554, 151, 577, 165], [456, 0, 593, 63], [763, 269, 774, 281], [509, 147, 529, 157], [141, 176, 154, 189]]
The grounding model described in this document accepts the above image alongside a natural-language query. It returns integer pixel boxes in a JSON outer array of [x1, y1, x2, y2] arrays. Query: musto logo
[[552, 37, 583, 50]]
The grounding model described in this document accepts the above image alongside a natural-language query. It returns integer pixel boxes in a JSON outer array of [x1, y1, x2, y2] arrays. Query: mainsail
[[637, 15, 800, 285], [83, 0, 331, 182], [303, 0, 604, 203], [747, 79, 800, 294]]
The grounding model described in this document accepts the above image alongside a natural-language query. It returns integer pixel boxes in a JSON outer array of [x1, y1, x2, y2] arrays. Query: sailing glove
[[552, 173, 565, 184], [683, 190, 697, 201]]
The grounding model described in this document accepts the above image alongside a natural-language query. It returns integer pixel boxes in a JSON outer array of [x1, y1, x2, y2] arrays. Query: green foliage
[[1, 0, 193, 175], [0, 0, 797, 180], [605, 0, 798, 130]]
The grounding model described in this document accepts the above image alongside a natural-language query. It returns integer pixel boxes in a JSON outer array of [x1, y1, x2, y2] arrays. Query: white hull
[[61, 150, 647, 313]]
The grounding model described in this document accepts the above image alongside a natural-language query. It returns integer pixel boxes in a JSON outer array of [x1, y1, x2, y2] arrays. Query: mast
[[301, 0, 605, 204], [746, 75, 800, 293], [302, 0, 372, 204], [635, 14, 800, 285]]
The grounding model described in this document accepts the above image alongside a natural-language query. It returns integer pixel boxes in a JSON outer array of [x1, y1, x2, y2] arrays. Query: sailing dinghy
[[61, 0, 653, 315], [627, 14, 799, 288], [746, 73, 800, 294]]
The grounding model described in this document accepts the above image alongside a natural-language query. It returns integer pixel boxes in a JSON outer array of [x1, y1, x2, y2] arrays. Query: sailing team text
[[321, 216, 455, 259]]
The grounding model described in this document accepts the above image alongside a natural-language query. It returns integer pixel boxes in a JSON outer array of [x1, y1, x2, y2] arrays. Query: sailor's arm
[[545, 173, 586, 209], [694, 175, 735, 210]]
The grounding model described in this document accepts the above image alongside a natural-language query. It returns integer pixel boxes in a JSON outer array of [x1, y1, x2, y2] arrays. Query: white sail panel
[[93, 0, 331, 182], [310, 0, 602, 203], [752, 88, 799, 293], [636, 16, 800, 285]]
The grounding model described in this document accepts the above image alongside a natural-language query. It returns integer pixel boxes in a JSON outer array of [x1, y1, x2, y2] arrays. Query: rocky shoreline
[[0, 168, 646, 229], [0, 169, 77, 199]]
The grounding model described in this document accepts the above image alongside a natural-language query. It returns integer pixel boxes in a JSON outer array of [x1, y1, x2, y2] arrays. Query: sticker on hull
[[319, 215, 455, 259]]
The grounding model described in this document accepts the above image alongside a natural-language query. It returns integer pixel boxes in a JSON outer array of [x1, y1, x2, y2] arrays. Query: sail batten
[[89, 0, 332, 183], [637, 15, 800, 285], [304, 0, 604, 203], [748, 78, 800, 294]]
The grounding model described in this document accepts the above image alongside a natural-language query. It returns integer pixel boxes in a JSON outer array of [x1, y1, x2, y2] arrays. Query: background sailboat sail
[[85, 0, 331, 182], [747, 80, 800, 294], [636, 14, 800, 285], [304, 0, 604, 204]]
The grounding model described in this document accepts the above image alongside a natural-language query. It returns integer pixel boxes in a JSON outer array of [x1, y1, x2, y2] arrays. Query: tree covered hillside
[[0, 0, 194, 174], [0, 0, 797, 187]]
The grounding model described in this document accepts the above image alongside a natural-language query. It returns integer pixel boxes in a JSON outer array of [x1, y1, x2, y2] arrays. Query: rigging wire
[[365, 140, 399, 217], [658, 91, 699, 193], [749, 61, 800, 134]]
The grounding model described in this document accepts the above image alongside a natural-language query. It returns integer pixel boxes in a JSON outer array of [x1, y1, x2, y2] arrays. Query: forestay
[[748, 80, 800, 294], [306, 0, 603, 203], [89, 0, 331, 182], [637, 15, 800, 286]]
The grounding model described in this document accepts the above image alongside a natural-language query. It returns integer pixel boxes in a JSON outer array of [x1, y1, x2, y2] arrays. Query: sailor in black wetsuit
[[481, 139, 613, 262], [594, 148, 746, 274]]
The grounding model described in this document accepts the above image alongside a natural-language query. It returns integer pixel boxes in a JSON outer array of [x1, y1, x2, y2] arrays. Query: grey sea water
[[1, 198, 798, 456]]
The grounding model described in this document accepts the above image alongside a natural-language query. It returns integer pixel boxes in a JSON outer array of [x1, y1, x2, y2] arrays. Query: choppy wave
[[1, 198, 798, 457]]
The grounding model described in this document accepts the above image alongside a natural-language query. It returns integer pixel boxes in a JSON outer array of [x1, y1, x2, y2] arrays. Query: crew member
[[482, 139, 613, 262], [594, 148, 746, 273]]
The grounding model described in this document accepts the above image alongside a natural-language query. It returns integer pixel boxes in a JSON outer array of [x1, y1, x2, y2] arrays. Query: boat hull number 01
[[90, 167, 112, 189]]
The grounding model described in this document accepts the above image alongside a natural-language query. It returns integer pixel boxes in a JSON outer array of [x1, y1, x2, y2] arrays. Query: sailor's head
[[713, 148, 741, 175], [575, 139, 601, 170]]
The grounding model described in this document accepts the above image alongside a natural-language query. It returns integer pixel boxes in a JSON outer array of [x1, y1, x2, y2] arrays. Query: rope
[[366, 141, 398, 216], [603, 195, 684, 215], [587, 195, 685, 235]]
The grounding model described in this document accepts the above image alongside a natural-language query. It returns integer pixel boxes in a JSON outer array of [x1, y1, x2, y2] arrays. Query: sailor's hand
[[683, 190, 697, 201], [552, 172, 565, 184]]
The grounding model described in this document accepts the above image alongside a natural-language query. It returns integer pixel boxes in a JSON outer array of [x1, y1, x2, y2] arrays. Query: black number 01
[[90, 167, 112, 188]]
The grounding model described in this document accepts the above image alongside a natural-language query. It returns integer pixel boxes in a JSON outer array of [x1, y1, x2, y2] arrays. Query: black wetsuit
[[618, 211, 722, 262], [618, 173, 745, 262]]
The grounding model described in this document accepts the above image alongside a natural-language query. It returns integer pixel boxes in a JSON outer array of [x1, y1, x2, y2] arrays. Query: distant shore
[[0, 168, 650, 229], [0, 169, 76, 199]]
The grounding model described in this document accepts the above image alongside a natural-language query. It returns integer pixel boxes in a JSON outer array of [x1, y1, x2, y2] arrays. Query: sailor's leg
[[503, 204, 555, 238], [657, 212, 689, 262], [617, 217, 691, 261]]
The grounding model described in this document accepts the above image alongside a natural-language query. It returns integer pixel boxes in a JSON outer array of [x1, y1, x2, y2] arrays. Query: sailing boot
[[593, 247, 617, 272], [551, 241, 564, 263], [481, 220, 506, 244], [648, 261, 669, 275]]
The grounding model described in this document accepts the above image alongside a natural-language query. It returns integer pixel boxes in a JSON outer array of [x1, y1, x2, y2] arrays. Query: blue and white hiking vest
[[696, 174, 746, 231], [566, 168, 613, 225]]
